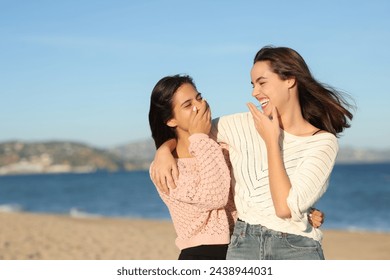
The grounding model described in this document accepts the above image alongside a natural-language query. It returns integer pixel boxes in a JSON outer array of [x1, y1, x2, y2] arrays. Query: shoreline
[[0, 211, 389, 260]]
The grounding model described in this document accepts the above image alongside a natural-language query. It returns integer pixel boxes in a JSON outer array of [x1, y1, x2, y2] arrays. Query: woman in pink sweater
[[148, 74, 236, 259]]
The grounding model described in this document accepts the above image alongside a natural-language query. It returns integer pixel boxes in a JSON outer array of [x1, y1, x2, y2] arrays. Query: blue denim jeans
[[226, 219, 325, 260]]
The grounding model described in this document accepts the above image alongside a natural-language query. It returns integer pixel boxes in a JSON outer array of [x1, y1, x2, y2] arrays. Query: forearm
[[151, 138, 178, 192], [157, 138, 177, 154], [267, 142, 292, 218]]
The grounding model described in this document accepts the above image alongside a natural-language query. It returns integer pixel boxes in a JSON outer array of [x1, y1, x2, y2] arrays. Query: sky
[[0, 0, 389, 150]]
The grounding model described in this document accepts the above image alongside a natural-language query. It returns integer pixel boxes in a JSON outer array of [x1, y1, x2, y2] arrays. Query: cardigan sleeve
[[150, 134, 231, 213], [186, 133, 231, 211], [287, 135, 338, 225]]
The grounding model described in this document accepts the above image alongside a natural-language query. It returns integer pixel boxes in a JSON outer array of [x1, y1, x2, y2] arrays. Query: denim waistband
[[236, 218, 288, 238]]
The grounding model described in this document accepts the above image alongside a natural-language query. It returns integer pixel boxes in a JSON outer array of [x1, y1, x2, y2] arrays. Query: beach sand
[[0, 212, 389, 260]]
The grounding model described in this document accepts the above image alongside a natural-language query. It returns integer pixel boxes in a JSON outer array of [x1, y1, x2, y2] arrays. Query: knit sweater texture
[[151, 133, 236, 250], [210, 112, 338, 241]]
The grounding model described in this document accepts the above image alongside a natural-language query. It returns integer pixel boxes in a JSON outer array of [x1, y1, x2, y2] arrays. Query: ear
[[166, 118, 177, 128], [286, 77, 297, 89]]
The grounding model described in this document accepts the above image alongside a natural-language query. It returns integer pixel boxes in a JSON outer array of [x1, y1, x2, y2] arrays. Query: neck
[[277, 88, 307, 134], [279, 105, 314, 136], [175, 134, 192, 158]]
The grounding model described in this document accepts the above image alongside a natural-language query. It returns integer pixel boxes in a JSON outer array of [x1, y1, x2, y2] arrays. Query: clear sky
[[1, 0, 389, 149]]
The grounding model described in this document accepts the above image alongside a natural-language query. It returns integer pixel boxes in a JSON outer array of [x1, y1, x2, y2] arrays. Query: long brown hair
[[254, 46, 354, 136]]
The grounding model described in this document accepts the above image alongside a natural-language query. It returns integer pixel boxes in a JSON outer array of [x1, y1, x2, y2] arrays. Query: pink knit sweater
[[151, 133, 236, 250]]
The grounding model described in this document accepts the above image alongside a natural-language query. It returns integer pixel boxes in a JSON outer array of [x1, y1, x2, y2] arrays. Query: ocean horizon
[[0, 163, 389, 233]]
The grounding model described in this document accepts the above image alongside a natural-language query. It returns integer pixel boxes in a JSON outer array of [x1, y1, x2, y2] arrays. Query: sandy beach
[[0, 212, 389, 260]]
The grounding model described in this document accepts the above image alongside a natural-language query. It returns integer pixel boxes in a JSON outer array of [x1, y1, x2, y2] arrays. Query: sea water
[[0, 163, 389, 232]]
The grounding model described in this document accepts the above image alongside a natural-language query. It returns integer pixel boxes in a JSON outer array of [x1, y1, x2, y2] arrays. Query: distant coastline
[[0, 140, 389, 176], [336, 146, 390, 164]]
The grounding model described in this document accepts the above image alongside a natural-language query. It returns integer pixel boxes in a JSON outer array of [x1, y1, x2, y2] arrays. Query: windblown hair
[[148, 74, 196, 149], [254, 46, 354, 136]]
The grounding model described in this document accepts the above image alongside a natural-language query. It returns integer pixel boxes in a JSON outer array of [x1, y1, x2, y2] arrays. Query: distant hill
[[336, 146, 390, 164], [0, 141, 129, 175], [0, 139, 389, 175], [110, 139, 390, 165], [109, 138, 155, 165]]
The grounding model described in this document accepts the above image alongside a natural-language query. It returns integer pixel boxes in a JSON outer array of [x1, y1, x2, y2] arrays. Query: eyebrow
[[251, 76, 266, 85]]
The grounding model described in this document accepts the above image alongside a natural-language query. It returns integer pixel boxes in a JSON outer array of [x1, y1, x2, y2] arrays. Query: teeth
[[260, 99, 269, 106]]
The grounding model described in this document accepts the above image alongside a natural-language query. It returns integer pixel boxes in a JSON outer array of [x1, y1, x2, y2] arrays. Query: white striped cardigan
[[210, 112, 338, 242]]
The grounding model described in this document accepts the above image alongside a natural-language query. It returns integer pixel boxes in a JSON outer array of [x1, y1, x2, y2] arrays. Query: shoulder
[[306, 133, 339, 159], [283, 131, 338, 157], [284, 130, 337, 146], [312, 132, 338, 148], [212, 112, 252, 129], [213, 112, 250, 123]]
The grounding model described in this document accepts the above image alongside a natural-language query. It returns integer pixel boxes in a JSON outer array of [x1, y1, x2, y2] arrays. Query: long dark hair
[[148, 74, 196, 149], [254, 46, 354, 136]]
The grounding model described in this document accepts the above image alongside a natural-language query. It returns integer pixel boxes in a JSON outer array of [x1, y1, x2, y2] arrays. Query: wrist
[[189, 133, 209, 141], [265, 139, 280, 150]]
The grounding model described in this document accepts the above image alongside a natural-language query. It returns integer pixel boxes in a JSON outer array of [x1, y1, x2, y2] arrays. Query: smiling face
[[250, 61, 295, 116], [166, 83, 203, 135]]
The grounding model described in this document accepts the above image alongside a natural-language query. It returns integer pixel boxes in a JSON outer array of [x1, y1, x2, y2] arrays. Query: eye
[[196, 93, 203, 101]]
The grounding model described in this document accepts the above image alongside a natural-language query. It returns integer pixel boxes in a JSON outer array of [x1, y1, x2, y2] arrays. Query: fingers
[[309, 219, 321, 228], [162, 164, 177, 192], [247, 102, 267, 120], [309, 208, 325, 228], [167, 162, 178, 188], [309, 215, 322, 228], [197, 99, 209, 117], [190, 99, 211, 135], [247, 102, 258, 116], [150, 168, 169, 194], [311, 208, 325, 220], [172, 164, 179, 182], [192, 99, 210, 120], [190, 104, 197, 121], [247, 102, 268, 129], [201, 99, 211, 124], [150, 163, 178, 195], [159, 176, 170, 195], [205, 107, 211, 123], [270, 106, 277, 121]]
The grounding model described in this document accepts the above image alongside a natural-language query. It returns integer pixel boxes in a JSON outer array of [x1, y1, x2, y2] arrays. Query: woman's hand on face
[[189, 99, 211, 135], [150, 145, 178, 195], [247, 102, 280, 146]]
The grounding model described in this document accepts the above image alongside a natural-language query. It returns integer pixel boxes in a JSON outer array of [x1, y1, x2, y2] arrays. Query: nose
[[193, 100, 201, 110], [190, 98, 201, 111], [251, 85, 260, 98]]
